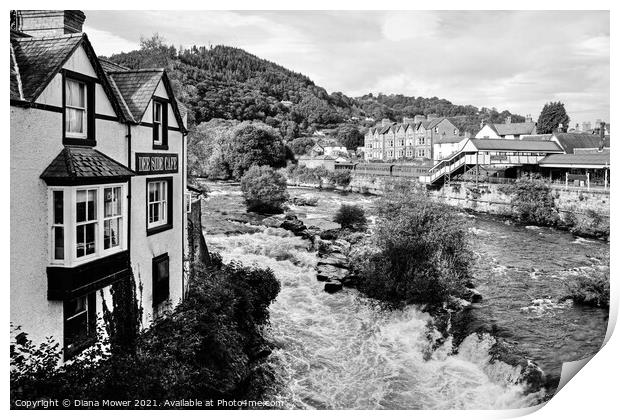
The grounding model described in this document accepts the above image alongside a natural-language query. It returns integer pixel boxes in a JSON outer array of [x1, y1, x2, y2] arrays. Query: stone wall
[[348, 174, 610, 225]]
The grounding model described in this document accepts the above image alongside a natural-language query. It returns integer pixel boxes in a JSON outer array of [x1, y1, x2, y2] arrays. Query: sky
[[84, 10, 610, 126]]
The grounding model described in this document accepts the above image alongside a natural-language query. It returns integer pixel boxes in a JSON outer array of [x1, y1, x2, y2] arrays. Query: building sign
[[135, 153, 178, 175], [490, 155, 508, 162]]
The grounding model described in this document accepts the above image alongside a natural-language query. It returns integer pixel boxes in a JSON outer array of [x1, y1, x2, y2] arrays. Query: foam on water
[[204, 226, 542, 409]]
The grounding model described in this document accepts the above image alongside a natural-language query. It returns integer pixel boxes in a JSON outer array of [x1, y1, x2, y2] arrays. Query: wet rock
[[463, 287, 483, 303], [324, 281, 343, 293], [261, 215, 285, 228], [317, 253, 350, 269], [305, 218, 340, 232], [465, 280, 476, 289], [280, 215, 307, 235], [291, 196, 318, 206], [316, 264, 350, 282], [489, 338, 546, 394], [319, 229, 340, 240]]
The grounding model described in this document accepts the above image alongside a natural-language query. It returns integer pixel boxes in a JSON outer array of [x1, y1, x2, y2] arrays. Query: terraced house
[[10, 10, 188, 359], [364, 115, 459, 162]]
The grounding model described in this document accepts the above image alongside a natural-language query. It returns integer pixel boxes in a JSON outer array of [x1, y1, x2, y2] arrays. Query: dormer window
[[62, 71, 95, 146], [65, 79, 87, 138]]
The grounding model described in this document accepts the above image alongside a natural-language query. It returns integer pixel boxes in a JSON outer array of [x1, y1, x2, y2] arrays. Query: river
[[200, 182, 609, 410]]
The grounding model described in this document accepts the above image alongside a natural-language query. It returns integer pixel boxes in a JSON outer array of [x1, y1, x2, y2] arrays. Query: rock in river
[[317, 253, 350, 269], [316, 264, 350, 282], [324, 281, 343, 293]]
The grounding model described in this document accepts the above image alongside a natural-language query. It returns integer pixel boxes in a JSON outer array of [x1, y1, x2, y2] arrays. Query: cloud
[[84, 10, 609, 124], [82, 25, 139, 56]]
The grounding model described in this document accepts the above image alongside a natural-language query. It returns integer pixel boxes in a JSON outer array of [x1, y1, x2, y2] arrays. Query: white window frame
[[147, 180, 169, 229], [65, 78, 88, 139], [153, 101, 163, 145], [48, 183, 127, 268]]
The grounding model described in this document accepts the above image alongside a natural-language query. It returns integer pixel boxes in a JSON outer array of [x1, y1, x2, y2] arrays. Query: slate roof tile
[[107, 69, 164, 122], [10, 33, 82, 101], [41, 146, 135, 182], [552, 133, 611, 154]]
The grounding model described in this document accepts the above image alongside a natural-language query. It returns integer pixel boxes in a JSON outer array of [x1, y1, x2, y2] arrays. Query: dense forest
[[106, 35, 525, 136]]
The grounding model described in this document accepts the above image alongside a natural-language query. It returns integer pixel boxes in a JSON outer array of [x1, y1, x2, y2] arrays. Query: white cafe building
[[10, 10, 188, 359]]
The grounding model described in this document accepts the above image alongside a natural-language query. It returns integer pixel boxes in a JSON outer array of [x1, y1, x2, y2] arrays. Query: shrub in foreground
[[240, 165, 289, 214], [334, 204, 367, 231], [11, 262, 280, 406], [353, 187, 472, 305]]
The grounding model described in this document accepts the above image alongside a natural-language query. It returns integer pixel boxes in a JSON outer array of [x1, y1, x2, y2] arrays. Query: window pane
[[104, 187, 121, 217], [53, 191, 63, 224], [104, 218, 120, 249], [66, 296, 87, 318], [87, 190, 96, 220], [85, 223, 95, 255], [67, 80, 85, 107], [54, 227, 64, 260], [76, 190, 86, 222], [66, 108, 84, 133]]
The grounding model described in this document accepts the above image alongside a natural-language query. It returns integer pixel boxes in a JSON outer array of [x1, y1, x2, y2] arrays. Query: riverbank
[[199, 182, 609, 408], [286, 174, 610, 240]]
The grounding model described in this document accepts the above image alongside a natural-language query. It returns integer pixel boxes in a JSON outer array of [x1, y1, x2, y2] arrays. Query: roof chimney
[[15, 10, 85, 37], [381, 118, 392, 127], [402, 117, 414, 125], [480, 119, 485, 129], [525, 114, 533, 123], [599, 122, 606, 151], [505, 115, 512, 124]]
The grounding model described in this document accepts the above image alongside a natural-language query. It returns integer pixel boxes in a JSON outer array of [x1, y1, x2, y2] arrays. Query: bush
[[501, 175, 559, 226], [226, 122, 288, 180], [285, 164, 330, 185], [353, 187, 472, 305], [240, 165, 289, 214], [564, 273, 609, 308], [11, 262, 281, 406], [334, 204, 367, 231], [328, 170, 352, 187]]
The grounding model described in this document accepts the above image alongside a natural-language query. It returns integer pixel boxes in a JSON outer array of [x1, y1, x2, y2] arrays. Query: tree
[[225, 122, 288, 180], [334, 204, 367, 231], [336, 124, 364, 150], [537, 101, 570, 134], [353, 184, 472, 304], [289, 137, 316, 156], [240, 165, 289, 214]]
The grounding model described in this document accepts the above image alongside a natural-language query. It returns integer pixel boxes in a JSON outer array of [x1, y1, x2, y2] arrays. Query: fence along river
[[201, 183, 608, 409]]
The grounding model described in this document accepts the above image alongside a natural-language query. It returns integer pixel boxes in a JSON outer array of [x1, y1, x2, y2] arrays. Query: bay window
[[49, 184, 127, 267]]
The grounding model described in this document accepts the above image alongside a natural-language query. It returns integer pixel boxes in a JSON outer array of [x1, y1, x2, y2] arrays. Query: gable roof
[[470, 138, 563, 152], [107, 69, 164, 122], [105, 68, 187, 132], [10, 33, 82, 101], [40, 146, 135, 184], [10, 32, 127, 122], [488, 122, 536, 136], [552, 133, 610, 154]]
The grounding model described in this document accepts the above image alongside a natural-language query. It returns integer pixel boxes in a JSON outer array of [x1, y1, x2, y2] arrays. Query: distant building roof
[[40, 146, 135, 184], [487, 122, 537, 136], [521, 134, 552, 141], [552, 133, 610, 154], [538, 150, 610, 168], [435, 135, 467, 144], [470, 138, 563, 152]]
